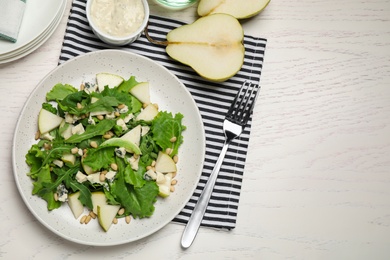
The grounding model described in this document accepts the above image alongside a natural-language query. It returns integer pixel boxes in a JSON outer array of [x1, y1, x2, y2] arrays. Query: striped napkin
[[0, 0, 27, 42], [59, 0, 267, 230]]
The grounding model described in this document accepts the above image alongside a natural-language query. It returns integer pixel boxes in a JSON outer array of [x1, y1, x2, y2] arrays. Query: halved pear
[[145, 14, 244, 82], [96, 73, 124, 92], [129, 82, 151, 105], [197, 0, 270, 19], [97, 204, 121, 232], [67, 191, 84, 219], [38, 108, 64, 134], [155, 151, 177, 173]]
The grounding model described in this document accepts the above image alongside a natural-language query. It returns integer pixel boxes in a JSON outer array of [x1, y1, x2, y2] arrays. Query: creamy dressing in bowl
[[86, 0, 149, 46], [90, 0, 145, 37]]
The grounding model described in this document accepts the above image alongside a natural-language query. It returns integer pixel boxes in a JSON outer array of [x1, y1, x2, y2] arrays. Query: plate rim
[[12, 49, 206, 246]]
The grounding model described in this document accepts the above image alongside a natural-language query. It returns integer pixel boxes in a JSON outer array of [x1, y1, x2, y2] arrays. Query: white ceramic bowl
[[86, 0, 149, 46]]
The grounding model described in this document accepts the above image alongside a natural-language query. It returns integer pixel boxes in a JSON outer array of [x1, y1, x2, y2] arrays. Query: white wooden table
[[1, 0, 390, 259]]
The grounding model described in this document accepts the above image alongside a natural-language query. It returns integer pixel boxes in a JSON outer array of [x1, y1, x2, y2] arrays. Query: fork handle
[[181, 141, 230, 248]]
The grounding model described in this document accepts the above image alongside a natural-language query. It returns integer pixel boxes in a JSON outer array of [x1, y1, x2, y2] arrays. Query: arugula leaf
[[57, 91, 87, 115], [82, 147, 115, 171], [101, 85, 142, 114], [86, 96, 120, 113], [42, 103, 57, 114], [108, 158, 158, 218], [123, 163, 146, 188], [65, 119, 116, 143], [117, 76, 139, 93], [26, 144, 72, 177], [31, 164, 61, 210], [152, 112, 185, 156], [67, 181, 93, 210], [46, 83, 78, 101]]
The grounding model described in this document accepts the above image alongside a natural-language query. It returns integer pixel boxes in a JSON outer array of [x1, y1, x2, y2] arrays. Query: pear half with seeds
[[198, 0, 271, 19], [145, 14, 244, 82]]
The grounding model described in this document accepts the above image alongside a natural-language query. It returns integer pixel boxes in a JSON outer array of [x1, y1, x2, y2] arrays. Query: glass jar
[[154, 0, 198, 9]]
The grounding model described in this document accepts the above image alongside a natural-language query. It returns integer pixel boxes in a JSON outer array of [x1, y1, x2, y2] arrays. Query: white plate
[[12, 50, 205, 246], [0, 0, 66, 63], [0, 0, 65, 56]]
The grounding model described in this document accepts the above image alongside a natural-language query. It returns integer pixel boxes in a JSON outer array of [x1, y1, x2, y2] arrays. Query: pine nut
[[99, 173, 106, 182], [165, 148, 172, 155], [170, 136, 177, 142], [97, 115, 104, 120], [107, 131, 114, 137], [171, 172, 177, 178], [170, 186, 175, 192], [112, 217, 118, 224], [118, 104, 126, 109], [85, 215, 92, 224], [125, 215, 131, 224], [77, 102, 83, 109], [171, 179, 177, 185], [101, 170, 108, 175], [115, 111, 120, 117], [103, 134, 112, 139], [111, 163, 118, 171], [80, 215, 87, 224], [90, 141, 98, 148], [80, 83, 85, 90], [151, 160, 156, 167], [43, 143, 51, 150], [142, 103, 148, 109], [71, 147, 79, 154], [89, 211, 97, 219], [118, 208, 125, 216], [54, 193, 59, 201], [35, 131, 40, 140], [146, 165, 152, 171], [173, 155, 179, 163], [153, 103, 159, 110]]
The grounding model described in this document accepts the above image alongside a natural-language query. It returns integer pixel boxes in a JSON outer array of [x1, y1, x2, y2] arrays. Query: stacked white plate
[[0, 0, 66, 64]]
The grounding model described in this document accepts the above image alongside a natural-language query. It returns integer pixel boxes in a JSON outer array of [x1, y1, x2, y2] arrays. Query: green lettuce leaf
[[108, 158, 158, 218], [46, 83, 78, 101], [65, 119, 116, 143], [152, 112, 185, 156]]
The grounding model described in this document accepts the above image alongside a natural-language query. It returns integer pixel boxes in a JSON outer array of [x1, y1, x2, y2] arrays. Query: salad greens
[[25, 74, 185, 221]]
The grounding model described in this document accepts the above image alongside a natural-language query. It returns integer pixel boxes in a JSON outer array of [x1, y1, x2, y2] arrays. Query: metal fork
[[181, 81, 261, 248]]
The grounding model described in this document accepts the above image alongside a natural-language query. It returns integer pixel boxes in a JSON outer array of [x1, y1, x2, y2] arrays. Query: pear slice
[[129, 82, 151, 105], [155, 151, 177, 173], [100, 137, 142, 154], [38, 108, 64, 134], [136, 104, 159, 121], [91, 191, 108, 214], [67, 191, 84, 219], [197, 0, 270, 19], [96, 73, 124, 92], [97, 204, 121, 232], [145, 14, 244, 82], [121, 124, 141, 146]]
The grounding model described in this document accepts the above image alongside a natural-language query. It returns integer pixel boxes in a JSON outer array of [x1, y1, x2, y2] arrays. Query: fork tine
[[226, 81, 260, 125]]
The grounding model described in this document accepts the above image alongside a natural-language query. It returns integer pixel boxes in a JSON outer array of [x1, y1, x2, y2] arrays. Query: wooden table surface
[[1, 0, 390, 259]]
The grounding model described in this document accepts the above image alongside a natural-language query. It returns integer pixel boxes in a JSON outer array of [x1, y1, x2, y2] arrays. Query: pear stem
[[144, 24, 169, 46]]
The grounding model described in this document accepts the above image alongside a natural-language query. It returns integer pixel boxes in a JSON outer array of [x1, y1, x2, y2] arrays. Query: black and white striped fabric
[[59, 0, 267, 230]]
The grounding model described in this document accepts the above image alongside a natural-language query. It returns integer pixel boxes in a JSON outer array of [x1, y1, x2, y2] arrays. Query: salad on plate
[[25, 72, 185, 232]]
